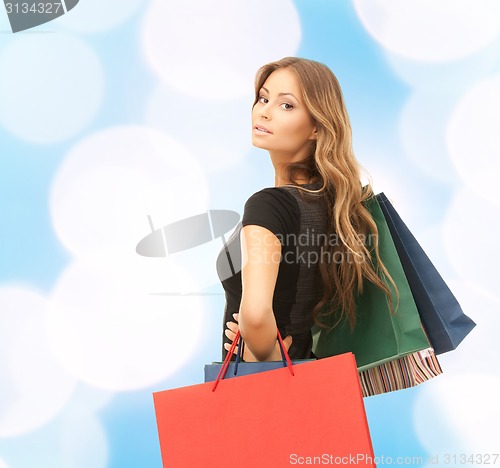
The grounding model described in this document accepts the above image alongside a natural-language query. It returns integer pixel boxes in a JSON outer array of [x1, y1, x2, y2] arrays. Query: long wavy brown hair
[[253, 57, 397, 329]]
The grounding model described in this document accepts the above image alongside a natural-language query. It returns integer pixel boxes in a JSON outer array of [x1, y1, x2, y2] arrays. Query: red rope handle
[[212, 329, 294, 391], [212, 330, 241, 392], [277, 330, 294, 376]]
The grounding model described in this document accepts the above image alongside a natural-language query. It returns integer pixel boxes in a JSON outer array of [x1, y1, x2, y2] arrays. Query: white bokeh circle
[[437, 280, 497, 377], [385, 38, 500, 90], [144, 84, 253, 174], [400, 90, 461, 185], [353, 0, 500, 62], [50, 126, 209, 263], [446, 73, 500, 205], [360, 157, 434, 225], [414, 373, 500, 453], [64, 382, 115, 413], [55, 0, 148, 34], [47, 259, 205, 391], [0, 286, 76, 437], [141, 0, 301, 98], [0, 34, 104, 144], [442, 188, 500, 299]]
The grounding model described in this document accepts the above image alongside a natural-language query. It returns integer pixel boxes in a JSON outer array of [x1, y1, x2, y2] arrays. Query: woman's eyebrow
[[261, 86, 298, 101]]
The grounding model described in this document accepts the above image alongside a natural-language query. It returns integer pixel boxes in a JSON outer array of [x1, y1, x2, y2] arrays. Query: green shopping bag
[[312, 195, 430, 371]]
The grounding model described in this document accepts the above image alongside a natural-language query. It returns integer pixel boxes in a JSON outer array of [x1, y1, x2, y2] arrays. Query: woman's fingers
[[224, 320, 240, 355], [223, 342, 238, 355], [283, 335, 293, 351], [225, 321, 239, 341], [225, 321, 238, 333], [225, 315, 293, 360], [224, 328, 236, 341]]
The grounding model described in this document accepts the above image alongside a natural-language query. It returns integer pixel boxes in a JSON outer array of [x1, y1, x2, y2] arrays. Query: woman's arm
[[225, 313, 292, 362], [236, 224, 287, 361]]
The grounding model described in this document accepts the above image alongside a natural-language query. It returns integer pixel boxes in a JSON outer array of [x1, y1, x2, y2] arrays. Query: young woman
[[217, 57, 392, 362]]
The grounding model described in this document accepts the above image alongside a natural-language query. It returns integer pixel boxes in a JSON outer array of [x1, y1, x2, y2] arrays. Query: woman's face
[[252, 68, 317, 159]]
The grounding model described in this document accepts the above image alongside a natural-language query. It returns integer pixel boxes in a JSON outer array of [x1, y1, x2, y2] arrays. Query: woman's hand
[[224, 313, 293, 362], [224, 314, 258, 362]]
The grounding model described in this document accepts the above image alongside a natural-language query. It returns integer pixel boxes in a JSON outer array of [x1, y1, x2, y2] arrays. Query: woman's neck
[[274, 174, 314, 187], [269, 149, 315, 188]]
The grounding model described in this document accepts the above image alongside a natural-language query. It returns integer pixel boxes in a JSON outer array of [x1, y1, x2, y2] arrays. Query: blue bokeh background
[[1, 1, 499, 466]]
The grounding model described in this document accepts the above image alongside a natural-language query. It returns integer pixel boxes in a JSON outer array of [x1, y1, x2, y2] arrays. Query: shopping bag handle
[[212, 330, 294, 392], [234, 331, 288, 373]]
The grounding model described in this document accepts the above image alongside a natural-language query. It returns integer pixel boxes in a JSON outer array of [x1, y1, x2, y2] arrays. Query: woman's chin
[[251, 139, 270, 150]]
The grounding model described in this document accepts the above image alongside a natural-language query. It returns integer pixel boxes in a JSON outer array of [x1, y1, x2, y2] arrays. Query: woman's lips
[[254, 125, 273, 134]]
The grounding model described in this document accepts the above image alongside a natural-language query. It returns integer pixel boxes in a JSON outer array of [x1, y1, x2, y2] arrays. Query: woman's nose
[[259, 107, 270, 120]]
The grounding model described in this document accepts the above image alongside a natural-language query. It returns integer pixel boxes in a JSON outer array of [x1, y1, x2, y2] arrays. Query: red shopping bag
[[153, 332, 376, 467]]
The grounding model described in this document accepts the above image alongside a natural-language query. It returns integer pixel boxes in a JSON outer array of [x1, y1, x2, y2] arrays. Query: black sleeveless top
[[216, 182, 329, 360]]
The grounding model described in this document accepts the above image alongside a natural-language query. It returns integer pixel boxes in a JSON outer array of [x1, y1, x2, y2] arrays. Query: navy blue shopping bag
[[376, 193, 476, 354]]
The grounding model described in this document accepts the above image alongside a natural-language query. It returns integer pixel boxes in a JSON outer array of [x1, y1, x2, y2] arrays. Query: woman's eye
[[258, 96, 268, 104], [281, 103, 294, 110]]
